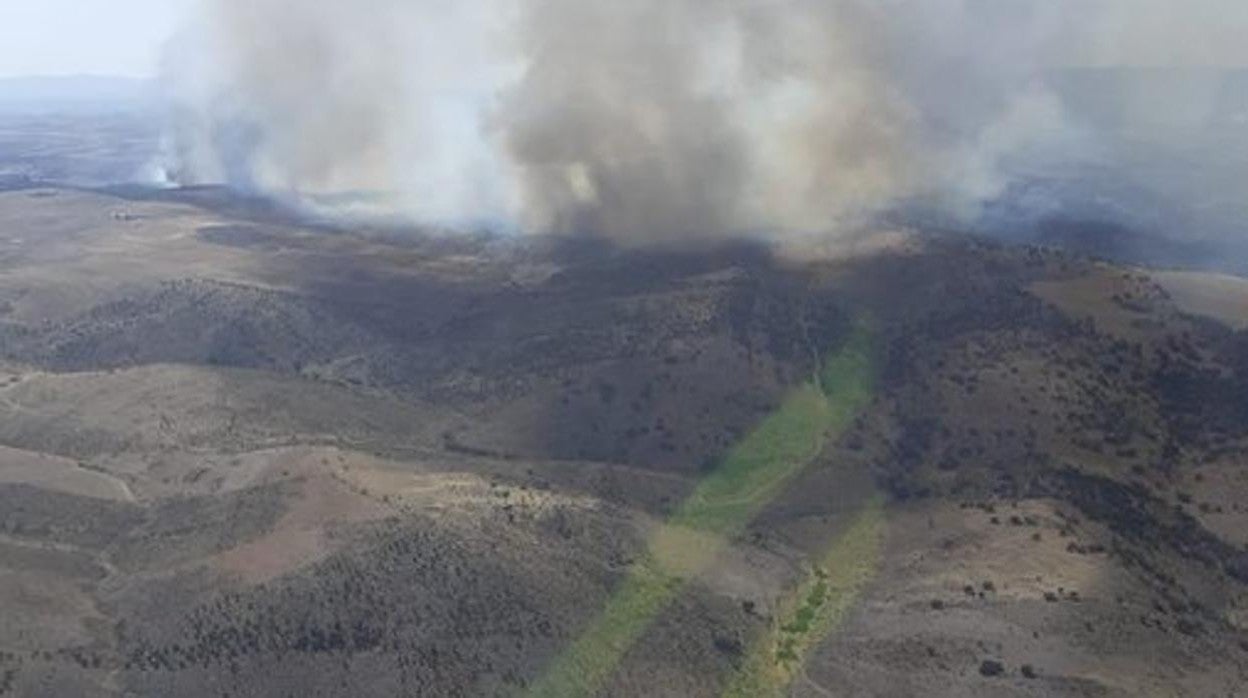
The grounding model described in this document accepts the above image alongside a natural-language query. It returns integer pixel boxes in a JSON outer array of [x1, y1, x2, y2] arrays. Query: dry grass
[[0, 444, 132, 501], [1154, 270, 1248, 330]]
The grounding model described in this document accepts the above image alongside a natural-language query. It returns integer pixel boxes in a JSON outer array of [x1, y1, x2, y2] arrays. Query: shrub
[[979, 660, 1005, 678]]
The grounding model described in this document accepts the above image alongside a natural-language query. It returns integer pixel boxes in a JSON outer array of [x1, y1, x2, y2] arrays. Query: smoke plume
[[161, 0, 1248, 244]]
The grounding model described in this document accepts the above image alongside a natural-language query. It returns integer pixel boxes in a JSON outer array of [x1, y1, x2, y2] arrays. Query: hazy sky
[[4, 0, 1248, 81], [0, 0, 194, 78]]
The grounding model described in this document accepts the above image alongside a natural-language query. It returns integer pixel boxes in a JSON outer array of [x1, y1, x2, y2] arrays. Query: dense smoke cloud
[[161, 0, 1248, 243]]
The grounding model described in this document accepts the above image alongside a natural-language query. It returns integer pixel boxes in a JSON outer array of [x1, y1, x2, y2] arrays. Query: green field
[[523, 321, 878, 698]]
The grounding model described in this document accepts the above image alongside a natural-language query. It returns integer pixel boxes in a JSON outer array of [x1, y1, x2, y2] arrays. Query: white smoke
[[161, 0, 1248, 242]]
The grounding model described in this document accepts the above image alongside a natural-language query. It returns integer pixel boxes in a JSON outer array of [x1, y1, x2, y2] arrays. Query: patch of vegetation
[[722, 499, 885, 698], [979, 659, 1005, 678], [676, 321, 875, 535], [525, 321, 878, 698], [519, 559, 683, 697]]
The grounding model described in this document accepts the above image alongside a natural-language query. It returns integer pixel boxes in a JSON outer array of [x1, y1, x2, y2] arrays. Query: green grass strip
[[523, 320, 876, 698], [675, 321, 875, 535], [721, 498, 886, 698]]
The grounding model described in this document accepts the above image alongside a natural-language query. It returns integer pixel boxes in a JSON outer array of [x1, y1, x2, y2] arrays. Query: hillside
[[0, 187, 1245, 696]]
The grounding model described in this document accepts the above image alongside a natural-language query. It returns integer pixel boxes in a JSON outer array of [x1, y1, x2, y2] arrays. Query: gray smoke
[[161, 0, 1248, 243]]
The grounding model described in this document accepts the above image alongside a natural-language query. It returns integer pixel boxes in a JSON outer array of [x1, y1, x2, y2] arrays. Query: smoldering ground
[[161, 0, 1248, 247]]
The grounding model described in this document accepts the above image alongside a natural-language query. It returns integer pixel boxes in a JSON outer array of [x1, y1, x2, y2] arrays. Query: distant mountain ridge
[[0, 74, 156, 110]]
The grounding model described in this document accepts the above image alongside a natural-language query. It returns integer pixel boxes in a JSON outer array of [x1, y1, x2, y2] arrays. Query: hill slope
[[0, 188, 1245, 696]]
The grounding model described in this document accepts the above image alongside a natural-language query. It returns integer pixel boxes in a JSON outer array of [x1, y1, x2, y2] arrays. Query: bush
[[979, 660, 1005, 678]]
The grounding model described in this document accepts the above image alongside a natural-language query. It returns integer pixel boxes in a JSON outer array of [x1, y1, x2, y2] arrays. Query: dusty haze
[[161, 0, 1248, 243]]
